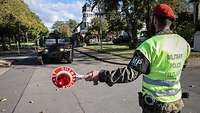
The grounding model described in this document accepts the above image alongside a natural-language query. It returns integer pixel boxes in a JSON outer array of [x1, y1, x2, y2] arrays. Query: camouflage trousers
[[138, 93, 184, 113], [141, 100, 183, 113]]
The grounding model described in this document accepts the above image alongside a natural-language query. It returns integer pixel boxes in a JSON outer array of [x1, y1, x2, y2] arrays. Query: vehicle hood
[[46, 43, 71, 52]]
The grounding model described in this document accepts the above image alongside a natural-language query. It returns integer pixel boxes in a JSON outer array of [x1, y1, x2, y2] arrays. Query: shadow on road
[[74, 52, 101, 65], [2, 50, 106, 66], [12, 57, 70, 66], [13, 57, 38, 65]]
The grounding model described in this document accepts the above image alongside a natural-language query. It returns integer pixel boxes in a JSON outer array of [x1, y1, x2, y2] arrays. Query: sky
[[24, 0, 86, 29]]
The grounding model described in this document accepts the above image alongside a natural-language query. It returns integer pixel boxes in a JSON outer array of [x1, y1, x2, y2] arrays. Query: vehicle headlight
[[60, 48, 64, 52], [44, 49, 48, 52]]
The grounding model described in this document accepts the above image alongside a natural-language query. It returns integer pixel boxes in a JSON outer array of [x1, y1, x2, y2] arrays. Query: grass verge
[[84, 42, 134, 59], [84, 42, 200, 59]]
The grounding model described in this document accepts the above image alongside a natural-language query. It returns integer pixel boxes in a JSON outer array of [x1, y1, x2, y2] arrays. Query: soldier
[[83, 3, 190, 113]]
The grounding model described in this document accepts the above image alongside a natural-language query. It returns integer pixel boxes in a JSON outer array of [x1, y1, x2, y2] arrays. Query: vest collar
[[156, 29, 173, 35]]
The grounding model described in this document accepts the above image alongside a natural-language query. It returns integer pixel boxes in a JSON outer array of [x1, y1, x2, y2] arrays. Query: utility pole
[[96, 1, 103, 51], [17, 22, 21, 55], [99, 14, 103, 51]]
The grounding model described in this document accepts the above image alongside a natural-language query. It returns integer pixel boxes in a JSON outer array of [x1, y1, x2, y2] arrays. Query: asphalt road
[[0, 51, 199, 113]]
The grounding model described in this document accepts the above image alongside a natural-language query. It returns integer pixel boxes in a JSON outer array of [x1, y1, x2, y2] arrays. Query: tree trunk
[[18, 37, 21, 48], [25, 32, 28, 43], [1, 36, 7, 50], [194, 2, 200, 23], [197, 2, 200, 25], [146, 1, 151, 38], [198, 1, 200, 21], [8, 36, 11, 46], [129, 25, 138, 49], [194, 1, 200, 31]]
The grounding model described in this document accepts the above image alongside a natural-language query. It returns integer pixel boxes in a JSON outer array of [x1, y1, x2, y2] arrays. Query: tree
[[88, 17, 109, 41], [190, 0, 200, 31], [87, 0, 146, 48], [0, 0, 48, 50], [51, 19, 77, 37], [52, 21, 65, 31], [88, 0, 191, 48], [68, 19, 78, 31], [173, 12, 195, 45], [60, 24, 71, 37]]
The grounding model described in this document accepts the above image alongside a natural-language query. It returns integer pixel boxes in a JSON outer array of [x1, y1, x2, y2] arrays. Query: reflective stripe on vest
[[143, 76, 179, 87], [142, 86, 181, 97]]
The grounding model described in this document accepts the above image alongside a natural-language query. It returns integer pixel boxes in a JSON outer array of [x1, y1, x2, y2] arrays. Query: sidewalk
[[0, 49, 36, 76], [0, 49, 36, 58], [75, 47, 200, 67], [187, 57, 200, 67]]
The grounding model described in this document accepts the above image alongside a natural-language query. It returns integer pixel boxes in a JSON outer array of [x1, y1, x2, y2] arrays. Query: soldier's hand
[[83, 70, 100, 85]]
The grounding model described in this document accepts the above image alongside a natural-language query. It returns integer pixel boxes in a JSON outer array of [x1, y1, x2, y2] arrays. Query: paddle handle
[[76, 74, 98, 85]]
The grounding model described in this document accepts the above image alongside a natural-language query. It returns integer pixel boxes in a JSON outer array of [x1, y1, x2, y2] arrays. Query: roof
[[72, 21, 83, 32], [82, 3, 91, 8]]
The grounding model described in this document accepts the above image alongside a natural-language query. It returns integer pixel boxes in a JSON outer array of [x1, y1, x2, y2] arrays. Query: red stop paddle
[[51, 66, 84, 89]]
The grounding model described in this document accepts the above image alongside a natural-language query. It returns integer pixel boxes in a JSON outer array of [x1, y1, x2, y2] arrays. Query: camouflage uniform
[[139, 93, 184, 113]]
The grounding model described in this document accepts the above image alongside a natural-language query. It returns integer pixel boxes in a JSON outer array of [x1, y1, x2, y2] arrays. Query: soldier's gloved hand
[[83, 70, 99, 85]]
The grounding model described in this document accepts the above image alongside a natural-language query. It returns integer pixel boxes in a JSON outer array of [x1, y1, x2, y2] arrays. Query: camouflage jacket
[[98, 50, 150, 86]]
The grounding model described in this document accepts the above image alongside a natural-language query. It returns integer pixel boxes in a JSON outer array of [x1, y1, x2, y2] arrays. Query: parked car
[[138, 31, 148, 42], [112, 36, 130, 44], [37, 37, 73, 64]]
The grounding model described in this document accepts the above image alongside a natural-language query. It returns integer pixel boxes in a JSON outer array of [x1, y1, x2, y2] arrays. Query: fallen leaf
[[189, 85, 195, 88], [28, 100, 34, 104], [1, 109, 6, 112], [0, 98, 7, 102]]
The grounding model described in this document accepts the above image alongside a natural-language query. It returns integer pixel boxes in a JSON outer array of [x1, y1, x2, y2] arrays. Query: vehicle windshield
[[45, 39, 56, 46], [44, 38, 70, 46]]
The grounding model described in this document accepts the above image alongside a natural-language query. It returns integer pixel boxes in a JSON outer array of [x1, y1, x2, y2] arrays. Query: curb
[[0, 49, 36, 58], [0, 67, 10, 77], [74, 48, 127, 66], [0, 60, 12, 67]]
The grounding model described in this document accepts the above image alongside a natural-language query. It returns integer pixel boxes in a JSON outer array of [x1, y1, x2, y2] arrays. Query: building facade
[[80, 3, 95, 33]]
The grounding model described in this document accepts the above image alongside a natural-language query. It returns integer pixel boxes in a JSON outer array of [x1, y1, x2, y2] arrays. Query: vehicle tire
[[42, 54, 48, 64]]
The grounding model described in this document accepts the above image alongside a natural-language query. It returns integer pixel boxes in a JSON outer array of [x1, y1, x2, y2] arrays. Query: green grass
[[190, 51, 200, 57], [0, 42, 36, 51], [10, 42, 35, 46], [85, 42, 200, 59], [85, 42, 134, 59]]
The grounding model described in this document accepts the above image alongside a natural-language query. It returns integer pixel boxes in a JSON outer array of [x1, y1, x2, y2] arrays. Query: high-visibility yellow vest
[[137, 34, 191, 102]]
